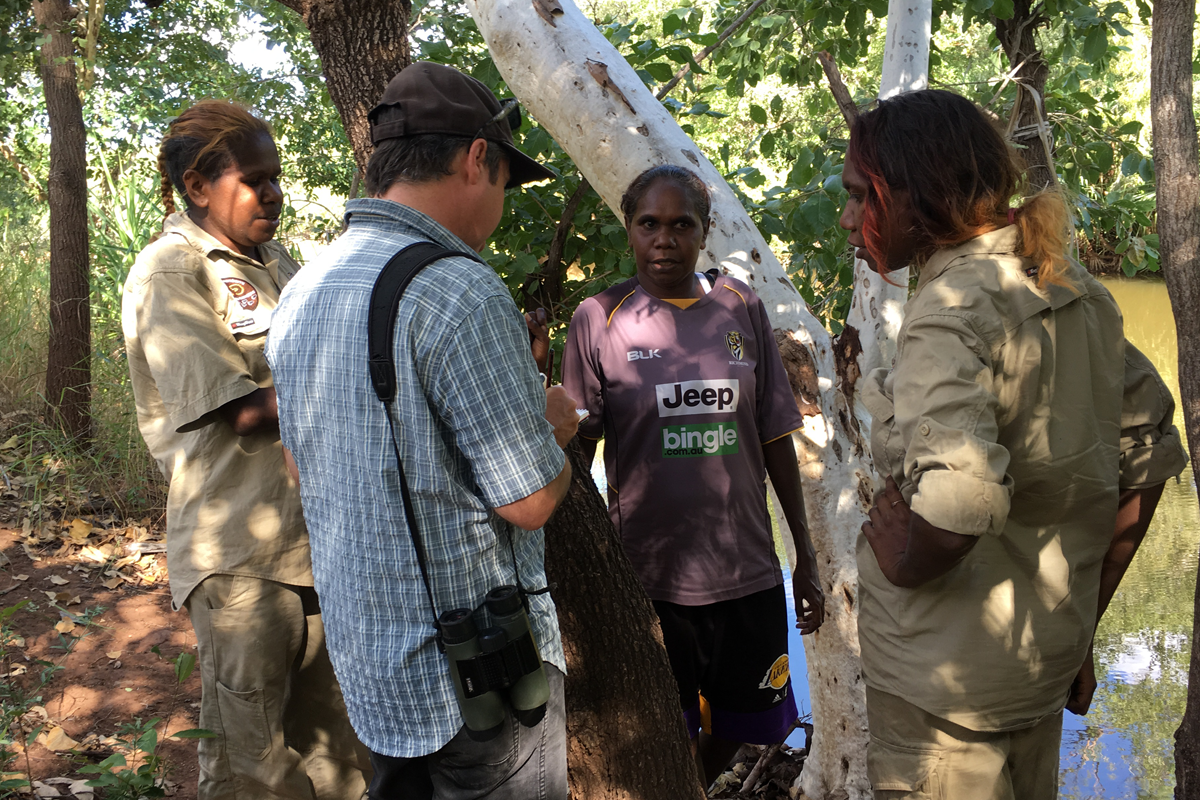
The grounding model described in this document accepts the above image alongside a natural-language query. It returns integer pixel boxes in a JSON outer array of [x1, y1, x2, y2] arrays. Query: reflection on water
[[590, 278, 1199, 794], [1059, 277, 1199, 799]]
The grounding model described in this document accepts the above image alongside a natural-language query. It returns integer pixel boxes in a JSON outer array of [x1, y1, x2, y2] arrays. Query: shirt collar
[[914, 226, 1021, 294], [343, 198, 479, 256], [162, 211, 269, 269]]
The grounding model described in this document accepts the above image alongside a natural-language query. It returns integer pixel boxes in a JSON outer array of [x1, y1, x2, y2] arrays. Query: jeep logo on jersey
[[725, 330, 744, 360], [627, 349, 662, 361], [656, 379, 739, 418], [661, 422, 739, 457]]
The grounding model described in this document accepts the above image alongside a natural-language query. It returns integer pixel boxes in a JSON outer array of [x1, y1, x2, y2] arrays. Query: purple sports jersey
[[562, 274, 804, 605]]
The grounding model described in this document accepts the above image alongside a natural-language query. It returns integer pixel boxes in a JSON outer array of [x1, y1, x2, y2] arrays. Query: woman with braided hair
[[122, 101, 370, 799], [841, 89, 1186, 798]]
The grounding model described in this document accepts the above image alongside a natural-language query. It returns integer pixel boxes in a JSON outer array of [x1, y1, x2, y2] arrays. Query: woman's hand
[[525, 308, 550, 376], [863, 477, 912, 584], [792, 556, 825, 635]]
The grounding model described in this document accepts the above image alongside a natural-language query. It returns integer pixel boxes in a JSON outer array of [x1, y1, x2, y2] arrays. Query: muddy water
[[1059, 278, 1199, 799]]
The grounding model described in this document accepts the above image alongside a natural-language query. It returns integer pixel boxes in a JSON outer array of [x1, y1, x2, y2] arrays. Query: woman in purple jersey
[[561, 165, 825, 789]]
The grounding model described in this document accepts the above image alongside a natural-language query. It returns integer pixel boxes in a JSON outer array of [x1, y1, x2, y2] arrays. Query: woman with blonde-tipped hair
[[842, 88, 1186, 799]]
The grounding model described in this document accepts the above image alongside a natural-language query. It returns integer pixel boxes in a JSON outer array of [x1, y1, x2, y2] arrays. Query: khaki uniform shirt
[[122, 213, 312, 610], [859, 226, 1187, 730]]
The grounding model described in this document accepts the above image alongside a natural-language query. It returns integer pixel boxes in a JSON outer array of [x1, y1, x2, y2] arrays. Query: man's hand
[[792, 558, 825, 635], [218, 387, 279, 437], [545, 385, 580, 448], [863, 477, 913, 584], [1066, 645, 1097, 716], [525, 308, 551, 376]]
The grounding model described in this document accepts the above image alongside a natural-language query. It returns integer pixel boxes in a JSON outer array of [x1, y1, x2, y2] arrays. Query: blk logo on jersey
[[656, 379, 740, 418], [222, 278, 260, 311], [627, 349, 661, 361], [725, 330, 744, 360], [661, 422, 738, 457]]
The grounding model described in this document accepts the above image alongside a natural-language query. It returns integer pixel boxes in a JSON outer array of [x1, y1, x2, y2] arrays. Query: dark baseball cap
[[368, 62, 554, 189]]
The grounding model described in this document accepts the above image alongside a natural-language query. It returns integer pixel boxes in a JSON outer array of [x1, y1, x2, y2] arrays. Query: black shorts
[[652, 583, 797, 744]]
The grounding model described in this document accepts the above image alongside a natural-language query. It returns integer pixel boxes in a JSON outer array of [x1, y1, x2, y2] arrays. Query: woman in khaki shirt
[[838, 89, 1185, 799], [123, 102, 368, 799]]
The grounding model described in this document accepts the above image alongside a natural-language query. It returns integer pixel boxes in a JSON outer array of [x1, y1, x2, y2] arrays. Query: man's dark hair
[[366, 134, 505, 196]]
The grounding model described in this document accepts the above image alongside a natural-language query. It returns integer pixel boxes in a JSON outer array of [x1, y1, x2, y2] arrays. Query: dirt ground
[[0, 526, 200, 799]]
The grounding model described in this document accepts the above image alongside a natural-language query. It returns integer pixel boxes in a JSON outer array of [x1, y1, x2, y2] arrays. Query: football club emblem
[[222, 278, 260, 311], [725, 330, 744, 361]]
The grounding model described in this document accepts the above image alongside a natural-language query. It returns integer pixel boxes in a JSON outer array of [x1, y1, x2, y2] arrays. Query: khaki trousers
[[185, 575, 371, 800], [866, 687, 1062, 800]]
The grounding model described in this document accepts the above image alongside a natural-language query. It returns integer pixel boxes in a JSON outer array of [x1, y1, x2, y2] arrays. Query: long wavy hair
[[847, 89, 1071, 288], [157, 101, 272, 218]]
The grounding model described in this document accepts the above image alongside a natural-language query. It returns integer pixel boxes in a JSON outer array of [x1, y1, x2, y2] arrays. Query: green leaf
[[1138, 158, 1156, 184], [760, 133, 776, 157], [1082, 26, 1109, 64], [991, 0, 1015, 18], [1120, 152, 1142, 176], [770, 95, 784, 119], [749, 104, 767, 125], [643, 62, 675, 82], [170, 728, 218, 740], [663, 12, 684, 36], [174, 652, 197, 684]]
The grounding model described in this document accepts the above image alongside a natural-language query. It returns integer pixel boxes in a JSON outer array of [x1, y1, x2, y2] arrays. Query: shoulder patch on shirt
[[222, 278, 260, 311]]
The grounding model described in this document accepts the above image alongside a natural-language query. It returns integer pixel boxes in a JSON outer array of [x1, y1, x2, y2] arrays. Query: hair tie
[[1007, 207, 1017, 224]]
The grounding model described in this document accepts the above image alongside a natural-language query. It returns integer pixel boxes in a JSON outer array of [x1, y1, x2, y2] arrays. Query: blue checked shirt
[[265, 198, 566, 758]]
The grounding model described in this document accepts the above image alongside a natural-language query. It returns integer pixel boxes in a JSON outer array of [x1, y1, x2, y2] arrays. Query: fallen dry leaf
[[66, 518, 92, 542], [9, 635, 24, 647], [101, 576, 123, 589], [54, 619, 75, 634], [37, 725, 80, 752], [48, 575, 68, 586], [0, 435, 17, 450], [13, 573, 28, 581], [105, 650, 121, 659]]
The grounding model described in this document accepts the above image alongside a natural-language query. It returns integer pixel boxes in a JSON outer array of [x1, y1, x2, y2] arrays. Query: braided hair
[[157, 101, 272, 218]]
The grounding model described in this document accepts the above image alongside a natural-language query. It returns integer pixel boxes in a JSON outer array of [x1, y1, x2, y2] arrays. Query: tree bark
[[543, 443, 704, 799], [34, 0, 92, 442], [1153, 0, 1200, 794], [274, 0, 412, 174], [468, 3, 877, 797], [993, 0, 1056, 189]]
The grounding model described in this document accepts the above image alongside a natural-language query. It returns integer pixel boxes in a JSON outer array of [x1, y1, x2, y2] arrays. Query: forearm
[[889, 512, 977, 588], [495, 459, 572, 531], [1096, 483, 1166, 621], [218, 386, 279, 436], [762, 436, 814, 561]]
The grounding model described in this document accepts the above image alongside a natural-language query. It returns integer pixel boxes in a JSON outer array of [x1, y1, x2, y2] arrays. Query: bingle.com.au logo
[[661, 422, 739, 457]]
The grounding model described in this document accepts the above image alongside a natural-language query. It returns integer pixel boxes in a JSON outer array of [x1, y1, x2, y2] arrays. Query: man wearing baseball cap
[[265, 62, 579, 799]]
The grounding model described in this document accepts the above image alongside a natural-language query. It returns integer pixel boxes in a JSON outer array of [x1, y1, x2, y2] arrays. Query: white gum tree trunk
[[469, 2, 926, 797]]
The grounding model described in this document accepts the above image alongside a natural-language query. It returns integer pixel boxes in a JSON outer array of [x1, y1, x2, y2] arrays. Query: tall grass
[[0, 160, 167, 521]]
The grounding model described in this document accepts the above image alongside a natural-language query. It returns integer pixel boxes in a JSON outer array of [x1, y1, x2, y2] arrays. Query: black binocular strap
[[369, 242, 484, 648], [367, 241, 548, 645]]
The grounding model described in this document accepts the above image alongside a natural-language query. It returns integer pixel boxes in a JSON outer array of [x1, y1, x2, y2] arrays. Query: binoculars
[[440, 585, 550, 740]]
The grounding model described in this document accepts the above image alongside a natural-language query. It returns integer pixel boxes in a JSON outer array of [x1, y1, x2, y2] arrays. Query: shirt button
[[919, 423, 931, 436]]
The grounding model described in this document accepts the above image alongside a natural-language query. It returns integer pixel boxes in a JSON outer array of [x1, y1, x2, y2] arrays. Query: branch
[[655, 0, 770, 100], [536, 177, 591, 313], [817, 50, 858, 126], [0, 141, 47, 202]]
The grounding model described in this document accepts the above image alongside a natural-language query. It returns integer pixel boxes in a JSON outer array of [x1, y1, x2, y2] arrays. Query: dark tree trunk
[[34, 0, 92, 442], [1153, 0, 1200, 795], [993, 0, 1055, 189], [544, 442, 704, 799], [274, 0, 412, 174]]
